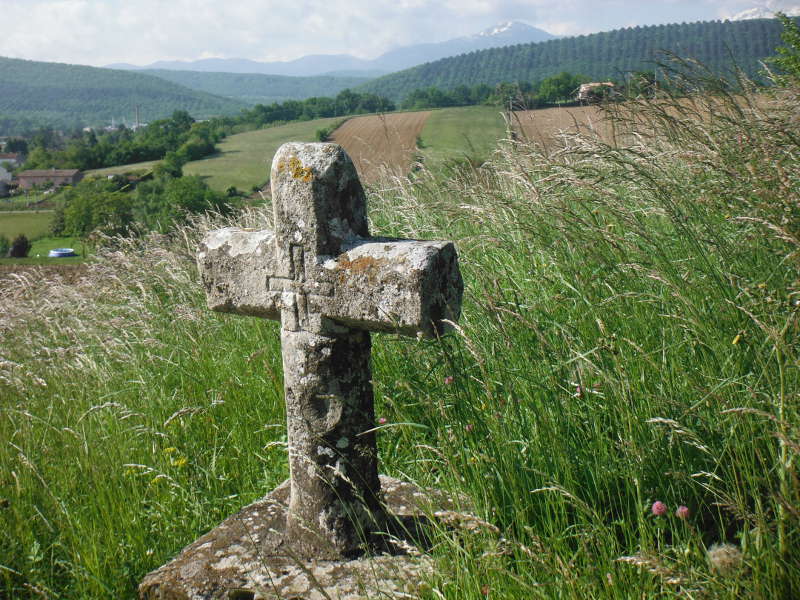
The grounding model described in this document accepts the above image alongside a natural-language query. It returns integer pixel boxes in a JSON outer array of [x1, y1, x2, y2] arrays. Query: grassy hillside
[[87, 118, 340, 191], [0, 211, 52, 240], [87, 160, 160, 178], [358, 18, 791, 101], [183, 117, 341, 192], [142, 69, 372, 105], [2, 78, 798, 598], [0, 57, 247, 135]]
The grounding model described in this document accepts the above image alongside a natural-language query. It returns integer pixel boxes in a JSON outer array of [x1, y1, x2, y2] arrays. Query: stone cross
[[197, 142, 463, 560]]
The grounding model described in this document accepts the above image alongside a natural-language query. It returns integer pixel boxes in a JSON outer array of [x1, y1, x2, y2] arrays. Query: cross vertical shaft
[[282, 327, 384, 558], [270, 143, 385, 557]]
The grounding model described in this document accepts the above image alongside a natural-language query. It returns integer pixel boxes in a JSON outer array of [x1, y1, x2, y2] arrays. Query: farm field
[[88, 160, 159, 178], [0, 210, 53, 240], [84, 106, 618, 190], [183, 118, 340, 192], [512, 105, 616, 149], [417, 105, 507, 168], [330, 111, 431, 183]]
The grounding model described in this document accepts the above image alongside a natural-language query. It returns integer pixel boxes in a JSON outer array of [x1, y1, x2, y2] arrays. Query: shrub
[[8, 234, 31, 258], [0, 234, 9, 256], [315, 127, 330, 142]]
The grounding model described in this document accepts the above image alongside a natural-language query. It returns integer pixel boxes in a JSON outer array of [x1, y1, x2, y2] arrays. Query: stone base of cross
[[139, 143, 464, 599]]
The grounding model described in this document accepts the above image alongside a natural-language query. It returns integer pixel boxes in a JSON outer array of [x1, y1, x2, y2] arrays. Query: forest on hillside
[[142, 70, 373, 104], [358, 18, 795, 101], [0, 57, 246, 136]]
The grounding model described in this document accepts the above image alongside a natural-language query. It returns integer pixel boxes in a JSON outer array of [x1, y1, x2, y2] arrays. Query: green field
[[0, 211, 85, 264], [0, 210, 53, 239], [86, 110, 505, 192], [87, 160, 159, 178], [183, 118, 340, 192], [417, 106, 507, 168], [89, 119, 342, 192]]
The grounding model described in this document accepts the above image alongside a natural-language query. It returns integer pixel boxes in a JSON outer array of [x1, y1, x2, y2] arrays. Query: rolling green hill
[[0, 57, 247, 135], [141, 69, 372, 105], [88, 116, 341, 192], [357, 18, 792, 101]]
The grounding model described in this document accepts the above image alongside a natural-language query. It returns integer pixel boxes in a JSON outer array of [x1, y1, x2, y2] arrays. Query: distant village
[[0, 124, 139, 198]]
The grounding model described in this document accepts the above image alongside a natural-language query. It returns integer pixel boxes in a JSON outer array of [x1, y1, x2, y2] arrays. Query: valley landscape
[[1, 5, 800, 599]]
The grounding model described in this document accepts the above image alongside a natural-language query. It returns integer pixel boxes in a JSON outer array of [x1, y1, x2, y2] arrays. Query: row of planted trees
[[400, 70, 661, 110]]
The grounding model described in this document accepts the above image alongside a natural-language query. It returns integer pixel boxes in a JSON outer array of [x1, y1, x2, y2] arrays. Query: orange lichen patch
[[336, 255, 389, 285], [276, 155, 314, 182]]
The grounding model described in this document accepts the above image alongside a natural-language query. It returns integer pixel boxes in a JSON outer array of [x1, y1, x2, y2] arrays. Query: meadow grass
[[1, 76, 799, 599], [182, 117, 340, 192], [87, 160, 159, 178], [417, 105, 507, 169], [0, 211, 53, 240]]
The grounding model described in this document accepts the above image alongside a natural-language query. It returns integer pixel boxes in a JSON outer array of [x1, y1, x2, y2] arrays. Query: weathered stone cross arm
[[198, 228, 460, 338]]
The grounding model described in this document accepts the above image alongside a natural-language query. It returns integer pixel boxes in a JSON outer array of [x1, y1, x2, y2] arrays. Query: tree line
[[17, 111, 225, 172], [224, 89, 395, 130], [7, 90, 397, 174]]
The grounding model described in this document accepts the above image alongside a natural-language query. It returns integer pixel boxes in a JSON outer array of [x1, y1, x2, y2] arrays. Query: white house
[[0, 153, 21, 182]]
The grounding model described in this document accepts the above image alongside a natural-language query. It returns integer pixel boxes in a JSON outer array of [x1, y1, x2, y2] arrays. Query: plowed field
[[330, 111, 431, 183], [512, 106, 617, 149]]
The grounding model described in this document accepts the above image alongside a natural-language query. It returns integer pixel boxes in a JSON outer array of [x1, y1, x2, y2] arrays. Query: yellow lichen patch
[[285, 155, 313, 182]]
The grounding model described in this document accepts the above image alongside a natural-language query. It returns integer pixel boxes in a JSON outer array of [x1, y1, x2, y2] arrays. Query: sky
[[1, 0, 799, 67]]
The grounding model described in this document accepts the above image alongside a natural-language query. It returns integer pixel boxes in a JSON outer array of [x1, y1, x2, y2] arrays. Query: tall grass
[[2, 71, 799, 598]]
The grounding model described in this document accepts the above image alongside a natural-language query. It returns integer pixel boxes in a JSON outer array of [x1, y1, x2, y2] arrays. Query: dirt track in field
[[330, 111, 431, 183], [511, 106, 617, 150]]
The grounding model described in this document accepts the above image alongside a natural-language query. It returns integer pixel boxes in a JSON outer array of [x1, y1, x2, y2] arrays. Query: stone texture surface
[[139, 476, 462, 600]]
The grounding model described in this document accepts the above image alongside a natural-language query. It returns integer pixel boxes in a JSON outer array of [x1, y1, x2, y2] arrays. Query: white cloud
[[723, 0, 800, 20]]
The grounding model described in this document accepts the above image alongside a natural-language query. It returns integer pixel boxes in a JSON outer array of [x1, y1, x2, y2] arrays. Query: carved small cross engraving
[[197, 142, 463, 559]]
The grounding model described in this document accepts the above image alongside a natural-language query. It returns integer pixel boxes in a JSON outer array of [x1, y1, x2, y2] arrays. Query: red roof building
[[17, 169, 83, 190]]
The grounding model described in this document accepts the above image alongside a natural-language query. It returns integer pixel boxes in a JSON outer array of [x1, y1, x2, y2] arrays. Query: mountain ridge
[[105, 21, 555, 77], [138, 69, 373, 105], [0, 56, 247, 135]]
